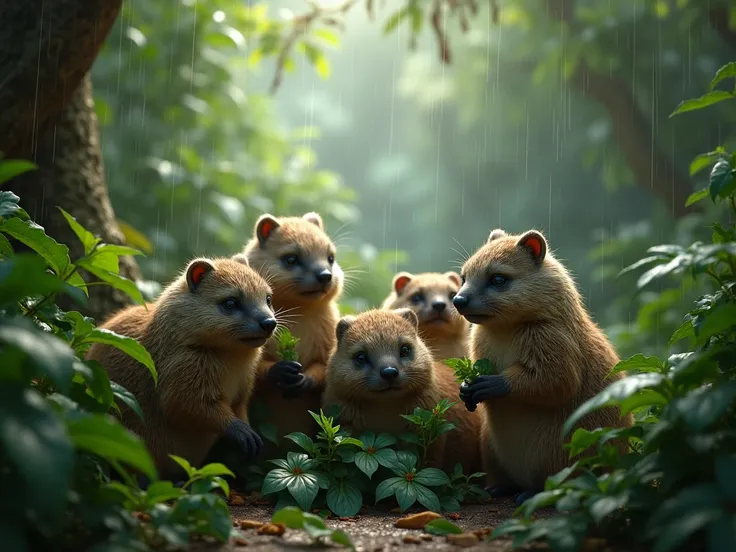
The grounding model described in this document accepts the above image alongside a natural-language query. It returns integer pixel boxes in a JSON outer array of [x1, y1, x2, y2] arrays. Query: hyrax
[[243, 212, 343, 445], [323, 309, 484, 474], [382, 271, 470, 361], [86, 256, 277, 480], [453, 229, 634, 504]]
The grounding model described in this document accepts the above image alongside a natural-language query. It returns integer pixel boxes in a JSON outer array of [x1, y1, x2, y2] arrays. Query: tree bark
[[0, 0, 123, 158], [7, 75, 141, 323]]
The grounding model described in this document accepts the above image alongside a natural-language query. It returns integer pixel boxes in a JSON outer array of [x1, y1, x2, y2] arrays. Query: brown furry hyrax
[[86, 256, 277, 481], [243, 212, 343, 445], [453, 228, 634, 505], [323, 309, 484, 474], [382, 271, 470, 361]]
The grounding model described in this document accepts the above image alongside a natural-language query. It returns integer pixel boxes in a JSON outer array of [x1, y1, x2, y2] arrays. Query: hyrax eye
[[410, 293, 424, 305], [282, 255, 299, 266], [328, 254, 335, 264], [399, 344, 412, 358], [354, 352, 369, 365], [222, 298, 239, 310], [266, 294, 273, 307], [490, 274, 508, 287]]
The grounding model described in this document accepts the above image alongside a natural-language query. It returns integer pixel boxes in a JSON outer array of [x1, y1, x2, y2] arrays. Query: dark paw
[[224, 418, 263, 460], [514, 490, 537, 506], [462, 375, 511, 403], [281, 374, 314, 398], [485, 483, 522, 498], [459, 383, 478, 411], [267, 360, 304, 390]]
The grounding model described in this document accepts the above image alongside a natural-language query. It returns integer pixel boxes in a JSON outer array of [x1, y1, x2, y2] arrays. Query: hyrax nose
[[379, 366, 399, 382], [452, 295, 469, 311], [316, 269, 332, 284], [259, 317, 278, 334], [431, 300, 447, 312]]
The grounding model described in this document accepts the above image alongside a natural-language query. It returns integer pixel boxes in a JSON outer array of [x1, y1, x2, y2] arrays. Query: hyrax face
[[245, 212, 343, 304], [181, 256, 277, 348], [452, 229, 554, 326], [382, 271, 466, 336], [328, 309, 434, 399]]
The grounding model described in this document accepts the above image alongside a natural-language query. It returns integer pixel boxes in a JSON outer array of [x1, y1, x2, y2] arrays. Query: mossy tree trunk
[[0, 0, 137, 322]]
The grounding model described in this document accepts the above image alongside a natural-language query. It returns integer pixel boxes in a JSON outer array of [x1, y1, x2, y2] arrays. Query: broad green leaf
[[145, 481, 184, 505], [562, 373, 665, 436], [58, 208, 100, 255], [0, 159, 36, 184], [312, 28, 339, 47], [709, 159, 736, 201], [0, 385, 73, 530], [77, 360, 114, 408], [424, 518, 463, 535], [373, 447, 399, 469], [608, 353, 665, 376], [373, 432, 397, 449], [354, 451, 379, 479], [110, 381, 144, 421], [669, 90, 734, 117], [195, 463, 235, 479], [669, 317, 694, 346], [710, 62, 736, 89], [271, 506, 304, 529], [285, 432, 316, 454], [383, 6, 409, 34], [329, 529, 354, 548], [518, 489, 565, 519], [262, 469, 292, 495], [672, 382, 736, 431], [0, 319, 75, 392], [0, 190, 21, 218], [288, 473, 320, 511], [170, 455, 195, 479], [78, 261, 146, 305], [0, 254, 69, 307], [375, 476, 404, 503], [0, 233, 11, 257], [85, 244, 144, 274], [685, 188, 709, 206], [326, 480, 362, 517], [617, 255, 666, 278], [414, 468, 449, 487], [301, 511, 329, 531], [66, 413, 157, 479], [300, 42, 330, 79], [695, 304, 736, 345], [82, 328, 157, 384], [395, 480, 417, 511], [588, 494, 628, 523], [395, 450, 418, 471], [117, 220, 153, 255], [412, 483, 440, 513], [358, 430, 376, 449], [0, 217, 71, 277], [336, 436, 363, 448]]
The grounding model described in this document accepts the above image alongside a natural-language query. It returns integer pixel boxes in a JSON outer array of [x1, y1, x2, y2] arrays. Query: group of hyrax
[[88, 212, 633, 505]]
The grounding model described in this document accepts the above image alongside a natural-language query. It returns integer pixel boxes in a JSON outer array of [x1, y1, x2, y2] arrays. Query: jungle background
[[4, 0, 736, 361]]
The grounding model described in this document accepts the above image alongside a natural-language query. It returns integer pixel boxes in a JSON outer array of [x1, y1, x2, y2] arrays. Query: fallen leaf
[[448, 512, 461, 520], [472, 527, 493, 539], [257, 523, 286, 536], [395, 511, 442, 529], [403, 535, 422, 544], [447, 533, 480, 547], [230, 494, 246, 506], [239, 520, 264, 530], [233, 537, 249, 547]]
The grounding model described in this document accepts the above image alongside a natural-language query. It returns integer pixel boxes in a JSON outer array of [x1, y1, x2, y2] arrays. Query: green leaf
[[0, 217, 71, 276], [288, 474, 321, 511], [146, 481, 184, 505], [77, 360, 114, 408], [414, 468, 449, 487], [262, 469, 292, 495], [0, 233, 11, 257], [195, 463, 235, 478], [355, 451, 380, 479], [669, 317, 695, 346], [300, 42, 330, 79], [313, 28, 339, 47], [170, 455, 195, 479], [373, 433, 397, 449], [285, 432, 316, 454], [58, 208, 100, 255], [670, 90, 734, 117], [588, 494, 627, 523], [412, 483, 440, 513], [66, 413, 157, 479], [424, 518, 463, 536], [395, 480, 417, 511], [373, 447, 399, 469], [672, 382, 736, 431], [695, 303, 736, 345], [383, 6, 409, 34], [82, 328, 157, 384], [395, 450, 418, 471], [0, 385, 73, 530], [326, 480, 362, 517], [0, 254, 70, 307], [85, 244, 144, 273], [518, 490, 565, 519], [110, 381, 144, 421], [336, 436, 363, 448], [685, 188, 709, 206], [0, 159, 36, 184], [714, 454, 736, 499], [329, 529, 354, 548], [710, 62, 736, 89], [375, 476, 404, 503], [654, 510, 723, 552], [271, 506, 305, 529], [562, 373, 665, 437], [358, 431, 376, 449], [0, 318, 75, 392], [0, 190, 21, 218], [709, 159, 736, 201], [78, 261, 146, 305]]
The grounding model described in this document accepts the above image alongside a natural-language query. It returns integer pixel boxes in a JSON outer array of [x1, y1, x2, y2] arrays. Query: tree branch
[[0, 0, 123, 158]]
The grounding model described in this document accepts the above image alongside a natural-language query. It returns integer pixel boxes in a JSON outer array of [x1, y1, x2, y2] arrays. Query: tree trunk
[[6, 75, 141, 323]]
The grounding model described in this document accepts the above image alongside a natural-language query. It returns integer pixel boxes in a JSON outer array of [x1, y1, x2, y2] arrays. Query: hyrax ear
[[394, 308, 419, 330], [392, 272, 413, 295], [488, 229, 507, 242], [517, 230, 547, 265], [186, 259, 215, 292], [303, 212, 323, 229], [255, 214, 280, 246], [443, 271, 462, 287], [231, 253, 249, 267], [336, 316, 356, 343]]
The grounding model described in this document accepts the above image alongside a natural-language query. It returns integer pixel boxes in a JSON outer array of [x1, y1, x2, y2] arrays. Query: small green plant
[[424, 518, 464, 536], [399, 398, 457, 467], [275, 327, 300, 361], [272, 506, 354, 549], [374, 450, 449, 512], [444, 357, 497, 385]]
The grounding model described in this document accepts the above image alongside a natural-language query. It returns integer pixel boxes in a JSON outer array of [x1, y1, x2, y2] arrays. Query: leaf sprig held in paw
[[275, 327, 300, 361], [444, 357, 497, 385]]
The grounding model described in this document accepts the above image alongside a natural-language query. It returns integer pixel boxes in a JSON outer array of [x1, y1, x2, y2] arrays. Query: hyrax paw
[[459, 383, 478, 411], [224, 419, 263, 460], [281, 374, 314, 399], [465, 374, 511, 403], [267, 360, 303, 387]]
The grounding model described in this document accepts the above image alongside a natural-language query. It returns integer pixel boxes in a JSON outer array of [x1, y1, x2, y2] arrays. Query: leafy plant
[[488, 63, 736, 552], [424, 518, 464, 536], [399, 398, 457, 467], [374, 451, 449, 513], [271, 506, 354, 549], [275, 327, 300, 361], [444, 357, 497, 385]]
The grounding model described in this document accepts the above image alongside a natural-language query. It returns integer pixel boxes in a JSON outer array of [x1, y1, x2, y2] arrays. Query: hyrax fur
[[243, 212, 343, 447], [382, 271, 470, 361], [453, 228, 634, 504], [86, 256, 277, 480], [323, 309, 484, 474]]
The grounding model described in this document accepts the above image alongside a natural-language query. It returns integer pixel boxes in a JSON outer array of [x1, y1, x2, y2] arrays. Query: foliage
[[271, 506, 354, 549], [275, 327, 300, 361], [488, 64, 736, 552], [0, 175, 240, 550], [444, 357, 497, 385], [424, 517, 464, 536], [260, 406, 486, 517]]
